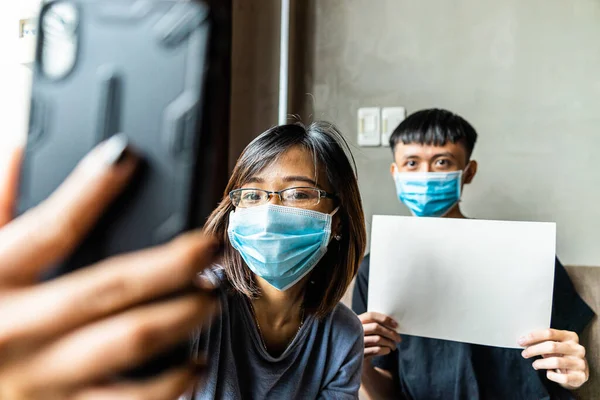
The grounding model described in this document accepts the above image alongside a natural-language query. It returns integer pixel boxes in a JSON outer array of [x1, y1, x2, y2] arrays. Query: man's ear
[[464, 160, 478, 184], [390, 163, 397, 177]]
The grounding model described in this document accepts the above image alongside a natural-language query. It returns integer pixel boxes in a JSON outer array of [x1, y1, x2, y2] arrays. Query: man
[[352, 109, 594, 399]]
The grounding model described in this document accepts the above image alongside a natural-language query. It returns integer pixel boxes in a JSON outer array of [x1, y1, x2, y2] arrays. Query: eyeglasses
[[229, 187, 337, 209]]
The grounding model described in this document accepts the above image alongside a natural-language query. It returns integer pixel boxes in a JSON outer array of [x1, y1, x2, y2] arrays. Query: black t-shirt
[[352, 255, 595, 400]]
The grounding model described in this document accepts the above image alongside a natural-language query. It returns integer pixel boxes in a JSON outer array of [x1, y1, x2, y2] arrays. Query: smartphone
[[18, 0, 216, 378]]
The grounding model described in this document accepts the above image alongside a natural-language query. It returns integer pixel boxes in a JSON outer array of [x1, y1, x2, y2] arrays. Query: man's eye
[[406, 160, 417, 167]]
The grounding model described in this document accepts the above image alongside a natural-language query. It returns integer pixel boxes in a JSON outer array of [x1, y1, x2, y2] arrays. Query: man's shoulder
[[358, 253, 371, 278]]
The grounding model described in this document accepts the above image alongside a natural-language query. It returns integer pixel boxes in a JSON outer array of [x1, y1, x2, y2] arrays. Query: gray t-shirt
[[185, 271, 364, 400]]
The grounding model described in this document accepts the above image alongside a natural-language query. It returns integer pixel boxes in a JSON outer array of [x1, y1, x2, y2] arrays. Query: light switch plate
[[381, 107, 407, 147], [19, 18, 38, 38], [17, 18, 38, 66], [358, 107, 381, 147]]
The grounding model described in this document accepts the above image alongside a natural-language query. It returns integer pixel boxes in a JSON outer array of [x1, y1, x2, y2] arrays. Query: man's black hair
[[389, 108, 478, 159]]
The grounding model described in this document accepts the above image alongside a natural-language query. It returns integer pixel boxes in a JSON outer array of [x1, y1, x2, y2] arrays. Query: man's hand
[[520, 328, 589, 390], [359, 312, 401, 358]]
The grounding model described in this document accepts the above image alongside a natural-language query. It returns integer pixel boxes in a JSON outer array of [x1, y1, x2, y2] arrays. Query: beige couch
[[567, 266, 599, 400]]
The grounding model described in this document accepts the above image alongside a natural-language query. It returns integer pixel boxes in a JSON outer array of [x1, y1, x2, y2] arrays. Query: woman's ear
[[332, 213, 342, 241]]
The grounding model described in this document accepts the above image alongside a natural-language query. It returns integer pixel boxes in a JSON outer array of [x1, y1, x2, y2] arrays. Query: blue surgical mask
[[227, 204, 337, 291], [393, 170, 463, 217]]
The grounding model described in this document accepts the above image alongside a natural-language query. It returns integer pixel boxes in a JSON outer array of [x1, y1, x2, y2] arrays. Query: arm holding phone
[[0, 141, 219, 399]]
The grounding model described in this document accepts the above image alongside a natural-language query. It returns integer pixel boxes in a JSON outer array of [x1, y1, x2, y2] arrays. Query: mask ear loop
[[391, 163, 401, 181], [311, 206, 343, 287], [439, 163, 470, 218], [330, 206, 340, 217]]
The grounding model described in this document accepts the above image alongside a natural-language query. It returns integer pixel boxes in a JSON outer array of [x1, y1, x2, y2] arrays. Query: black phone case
[[18, 0, 213, 378]]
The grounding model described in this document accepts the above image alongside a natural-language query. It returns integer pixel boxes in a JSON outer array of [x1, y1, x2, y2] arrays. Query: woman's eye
[[291, 191, 310, 200], [242, 192, 262, 201]]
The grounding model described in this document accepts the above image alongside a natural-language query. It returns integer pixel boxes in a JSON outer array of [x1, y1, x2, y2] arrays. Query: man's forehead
[[394, 142, 467, 159]]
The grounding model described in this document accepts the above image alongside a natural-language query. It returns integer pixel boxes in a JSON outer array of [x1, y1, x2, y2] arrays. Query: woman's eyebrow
[[245, 176, 264, 184], [282, 175, 320, 188], [245, 175, 325, 189]]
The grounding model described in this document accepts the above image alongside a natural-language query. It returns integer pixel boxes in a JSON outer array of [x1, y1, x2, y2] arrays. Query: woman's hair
[[204, 121, 366, 318]]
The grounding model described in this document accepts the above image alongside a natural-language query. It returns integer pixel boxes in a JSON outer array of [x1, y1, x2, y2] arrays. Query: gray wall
[[306, 0, 600, 267], [230, 0, 282, 171]]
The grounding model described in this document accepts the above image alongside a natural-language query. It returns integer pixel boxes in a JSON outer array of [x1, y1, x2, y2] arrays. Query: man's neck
[[444, 204, 467, 219]]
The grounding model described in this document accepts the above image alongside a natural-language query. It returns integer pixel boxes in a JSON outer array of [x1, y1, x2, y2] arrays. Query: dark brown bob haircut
[[204, 121, 366, 319]]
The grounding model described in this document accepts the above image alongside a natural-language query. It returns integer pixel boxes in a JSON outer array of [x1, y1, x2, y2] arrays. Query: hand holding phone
[[0, 143, 219, 399], [18, 0, 217, 379]]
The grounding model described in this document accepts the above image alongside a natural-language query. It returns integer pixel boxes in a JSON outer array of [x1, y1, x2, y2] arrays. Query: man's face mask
[[393, 165, 470, 217]]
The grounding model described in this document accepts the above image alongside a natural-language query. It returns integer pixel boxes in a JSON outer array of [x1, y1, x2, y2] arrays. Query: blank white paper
[[368, 216, 556, 349]]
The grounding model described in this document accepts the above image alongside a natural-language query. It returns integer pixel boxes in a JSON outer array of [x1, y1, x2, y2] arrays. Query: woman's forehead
[[246, 146, 331, 189]]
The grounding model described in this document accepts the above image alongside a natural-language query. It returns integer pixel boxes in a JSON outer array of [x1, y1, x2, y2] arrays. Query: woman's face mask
[[227, 204, 339, 291]]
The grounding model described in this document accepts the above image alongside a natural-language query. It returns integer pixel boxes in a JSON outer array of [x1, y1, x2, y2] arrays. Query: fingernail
[[532, 361, 538, 370], [521, 350, 528, 359], [518, 336, 526, 346], [391, 319, 399, 328], [102, 133, 134, 166], [194, 269, 221, 291]]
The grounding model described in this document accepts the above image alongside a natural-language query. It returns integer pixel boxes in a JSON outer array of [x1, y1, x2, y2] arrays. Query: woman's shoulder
[[324, 302, 363, 341]]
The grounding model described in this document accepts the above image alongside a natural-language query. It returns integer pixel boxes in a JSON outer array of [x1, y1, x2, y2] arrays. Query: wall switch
[[381, 107, 407, 147], [17, 18, 38, 66], [358, 107, 381, 146], [19, 18, 38, 38]]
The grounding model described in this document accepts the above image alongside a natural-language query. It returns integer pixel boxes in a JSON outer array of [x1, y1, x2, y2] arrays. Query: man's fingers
[[363, 322, 401, 343], [359, 312, 398, 329], [72, 365, 198, 400], [519, 329, 578, 347], [360, 313, 400, 359], [364, 334, 397, 352], [522, 340, 585, 359], [546, 370, 588, 389], [532, 356, 587, 372], [0, 135, 137, 285], [0, 232, 219, 347], [0, 147, 23, 228], [23, 293, 217, 388]]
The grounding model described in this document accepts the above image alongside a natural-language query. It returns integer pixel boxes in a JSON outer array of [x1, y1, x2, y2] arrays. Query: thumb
[[0, 147, 24, 227]]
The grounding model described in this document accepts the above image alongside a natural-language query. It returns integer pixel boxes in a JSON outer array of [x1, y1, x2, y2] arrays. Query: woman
[[189, 122, 367, 399]]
